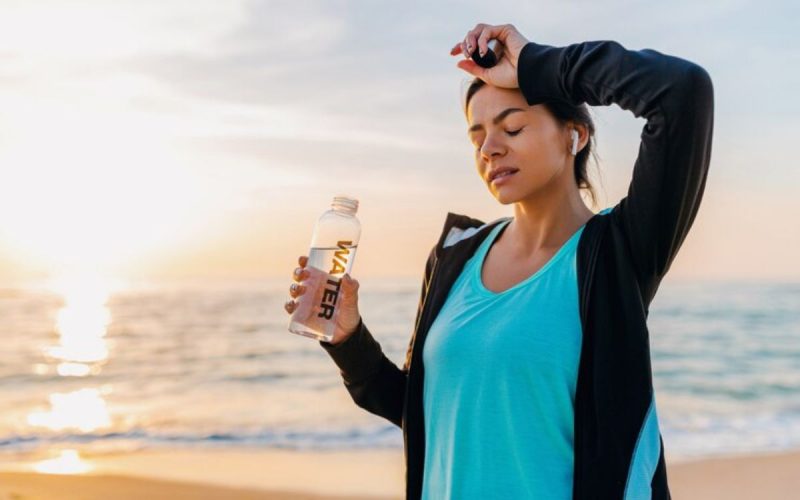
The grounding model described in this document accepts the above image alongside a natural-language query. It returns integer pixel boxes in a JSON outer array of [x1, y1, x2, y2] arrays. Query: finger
[[463, 36, 472, 58], [464, 32, 477, 58], [347, 275, 360, 294], [284, 299, 296, 313], [292, 266, 308, 282], [494, 40, 506, 60], [450, 42, 462, 56], [465, 23, 489, 57], [298, 255, 308, 267], [289, 282, 304, 298], [476, 24, 512, 55], [477, 28, 491, 57], [455, 58, 487, 79]]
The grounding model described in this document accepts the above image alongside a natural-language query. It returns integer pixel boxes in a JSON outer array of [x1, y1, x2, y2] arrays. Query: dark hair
[[463, 77, 601, 209]]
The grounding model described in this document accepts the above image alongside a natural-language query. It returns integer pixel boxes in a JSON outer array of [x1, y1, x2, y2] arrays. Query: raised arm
[[517, 40, 714, 307], [319, 244, 437, 428]]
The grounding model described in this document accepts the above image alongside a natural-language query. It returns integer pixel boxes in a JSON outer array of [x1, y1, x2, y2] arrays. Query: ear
[[569, 122, 589, 155]]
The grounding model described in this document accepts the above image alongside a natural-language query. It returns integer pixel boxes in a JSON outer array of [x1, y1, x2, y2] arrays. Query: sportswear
[[420, 216, 591, 498], [319, 38, 714, 500]]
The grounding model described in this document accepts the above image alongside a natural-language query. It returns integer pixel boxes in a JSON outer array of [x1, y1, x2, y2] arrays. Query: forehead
[[467, 85, 529, 125]]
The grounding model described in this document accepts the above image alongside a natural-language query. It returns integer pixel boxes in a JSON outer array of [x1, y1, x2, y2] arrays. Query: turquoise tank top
[[421, 216, 590, 499]]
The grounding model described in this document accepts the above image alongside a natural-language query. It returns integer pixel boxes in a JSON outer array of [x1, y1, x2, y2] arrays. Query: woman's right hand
[[285, 255, 362, 346], [450, 23, 530, 89]]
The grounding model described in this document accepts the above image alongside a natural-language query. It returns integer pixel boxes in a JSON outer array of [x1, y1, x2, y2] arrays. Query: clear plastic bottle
[[288, 195, 361, 342]]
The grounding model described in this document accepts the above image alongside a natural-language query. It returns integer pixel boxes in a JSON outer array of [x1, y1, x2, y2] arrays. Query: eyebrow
[[468, 108, 525, 133]]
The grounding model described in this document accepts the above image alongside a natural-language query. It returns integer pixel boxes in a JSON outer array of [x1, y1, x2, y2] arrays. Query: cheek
[[474, 150, 485, 170], [519, 134, 563, 166], [513, 149, 565, 185]]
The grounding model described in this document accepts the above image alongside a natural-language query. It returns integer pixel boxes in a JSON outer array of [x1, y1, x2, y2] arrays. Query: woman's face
[[467, 84, 573, 204]]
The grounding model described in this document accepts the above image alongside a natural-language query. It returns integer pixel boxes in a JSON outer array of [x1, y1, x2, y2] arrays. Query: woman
[[285, 23, 713, 500]]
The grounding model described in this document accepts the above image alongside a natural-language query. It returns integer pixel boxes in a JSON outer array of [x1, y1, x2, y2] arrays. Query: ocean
[[0, 277, 798, 464]]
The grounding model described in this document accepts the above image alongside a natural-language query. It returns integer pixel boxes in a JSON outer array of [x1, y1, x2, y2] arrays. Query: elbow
[[672, 62, 714, 145], [689, 63, 713, 98], [683, 62, 714, 112]]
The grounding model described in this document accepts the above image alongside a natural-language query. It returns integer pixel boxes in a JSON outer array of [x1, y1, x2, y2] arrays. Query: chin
[[490, 188, 522, 205]]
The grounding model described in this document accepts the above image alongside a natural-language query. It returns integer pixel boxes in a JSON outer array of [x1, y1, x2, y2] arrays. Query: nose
[[479, 133, 506, 160]]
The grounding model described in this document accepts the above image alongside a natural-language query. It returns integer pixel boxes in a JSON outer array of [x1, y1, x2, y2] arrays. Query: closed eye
[[473, 128, 524, 151]]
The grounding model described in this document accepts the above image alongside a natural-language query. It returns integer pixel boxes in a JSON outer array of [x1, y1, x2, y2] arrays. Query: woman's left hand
[[450, 23, 530, 89]]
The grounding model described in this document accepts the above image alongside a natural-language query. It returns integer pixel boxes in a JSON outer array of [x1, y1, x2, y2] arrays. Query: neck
[[507, 177, 595, 256]]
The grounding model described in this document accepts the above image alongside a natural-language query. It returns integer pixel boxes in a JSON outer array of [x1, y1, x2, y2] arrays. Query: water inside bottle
[[288, 243, 358, 342]]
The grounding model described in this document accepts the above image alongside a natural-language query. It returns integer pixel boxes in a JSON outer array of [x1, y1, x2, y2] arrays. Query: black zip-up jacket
[[319, 39, 714, 499]]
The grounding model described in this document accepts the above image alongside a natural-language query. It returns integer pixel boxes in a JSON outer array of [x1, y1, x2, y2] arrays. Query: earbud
[[570, 129, 579, 156]]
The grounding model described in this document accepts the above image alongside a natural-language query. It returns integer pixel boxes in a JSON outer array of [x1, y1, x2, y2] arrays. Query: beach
[[2, 448, 800, 499], [668, 450, 800, 499], [1, 281, 797, 498], [0, 449, 402, 500]]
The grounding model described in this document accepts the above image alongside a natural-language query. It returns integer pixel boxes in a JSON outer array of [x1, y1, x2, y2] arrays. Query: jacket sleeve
[[318, 243, 437, 428], [517, 40, 714, 307]]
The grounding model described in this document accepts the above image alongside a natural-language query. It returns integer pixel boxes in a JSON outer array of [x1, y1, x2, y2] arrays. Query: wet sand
[[1, 448, 799, 499]]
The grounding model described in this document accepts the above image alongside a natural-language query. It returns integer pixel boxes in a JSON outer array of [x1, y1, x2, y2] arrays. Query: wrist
[[517, 41, 567, 105]]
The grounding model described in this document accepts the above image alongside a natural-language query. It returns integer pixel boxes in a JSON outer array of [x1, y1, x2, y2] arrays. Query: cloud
[[1, 0, 799, 279]]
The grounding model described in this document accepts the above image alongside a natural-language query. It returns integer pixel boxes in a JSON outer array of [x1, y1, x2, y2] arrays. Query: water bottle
[[288, 195, 361, 342]]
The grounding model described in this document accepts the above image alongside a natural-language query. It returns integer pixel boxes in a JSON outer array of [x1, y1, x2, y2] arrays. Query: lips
[[488, 167, 519, 182]]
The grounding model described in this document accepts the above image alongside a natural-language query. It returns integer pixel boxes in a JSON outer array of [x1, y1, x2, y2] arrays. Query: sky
[[0, 0, 798, 285]]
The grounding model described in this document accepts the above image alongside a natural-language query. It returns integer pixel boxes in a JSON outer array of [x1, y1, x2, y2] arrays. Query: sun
[[0, 99, 215, 276]]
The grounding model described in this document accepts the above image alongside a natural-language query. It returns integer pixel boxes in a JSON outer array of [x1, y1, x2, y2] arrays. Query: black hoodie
[[319, 38, 714, 500]]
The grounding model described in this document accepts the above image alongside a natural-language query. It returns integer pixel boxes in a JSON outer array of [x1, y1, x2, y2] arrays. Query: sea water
[[0, 279, 798, 463]]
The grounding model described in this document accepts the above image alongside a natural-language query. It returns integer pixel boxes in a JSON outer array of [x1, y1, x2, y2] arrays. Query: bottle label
[[317, 240, 352, 320]]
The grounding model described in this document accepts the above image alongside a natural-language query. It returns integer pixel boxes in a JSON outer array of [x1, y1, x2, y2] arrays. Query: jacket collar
[[436, 208, 615, 258], [434, 211, 511, 258]]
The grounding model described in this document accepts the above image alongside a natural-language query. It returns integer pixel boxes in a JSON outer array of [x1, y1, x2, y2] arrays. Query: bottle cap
[[332, 195, 358, 214]]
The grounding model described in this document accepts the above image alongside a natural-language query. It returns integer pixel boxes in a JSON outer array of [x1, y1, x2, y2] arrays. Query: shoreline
[[1, 447, 799, 499]]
